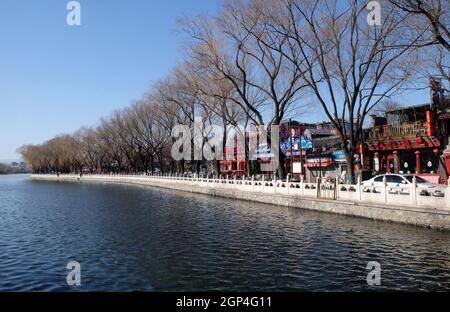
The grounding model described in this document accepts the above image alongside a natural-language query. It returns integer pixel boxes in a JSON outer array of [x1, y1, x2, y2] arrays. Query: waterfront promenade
[[31, 174, 450, 231]]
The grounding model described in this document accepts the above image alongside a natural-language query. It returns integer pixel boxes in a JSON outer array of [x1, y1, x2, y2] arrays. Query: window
[[421, 152, 439, 174], [387, 175, 405, 184], [416, 177, 428, 183], [374, 176, 384, 182], [404, 176, 428, 184], [401, 152, 416, 174]]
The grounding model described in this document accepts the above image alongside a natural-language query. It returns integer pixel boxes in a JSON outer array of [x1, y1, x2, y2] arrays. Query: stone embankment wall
[[31, 174, 450, 231]]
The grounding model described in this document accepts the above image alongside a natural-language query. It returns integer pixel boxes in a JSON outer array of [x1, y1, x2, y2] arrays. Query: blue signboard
[[332, 150, 347, 163], [280, 128, 313, 153]]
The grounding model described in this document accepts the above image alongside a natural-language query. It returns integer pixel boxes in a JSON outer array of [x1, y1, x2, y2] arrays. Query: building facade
[[363, 79, 450, 184]]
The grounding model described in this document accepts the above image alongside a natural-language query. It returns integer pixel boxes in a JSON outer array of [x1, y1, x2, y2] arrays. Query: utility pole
[[299, 125, 303, 179], [289, 118, 293, 178]]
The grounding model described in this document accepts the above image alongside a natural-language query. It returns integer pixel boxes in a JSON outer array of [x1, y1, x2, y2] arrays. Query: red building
[[365, 105, 442, 182], [219, 145, 246, 177], [363, 78, 450, 184]]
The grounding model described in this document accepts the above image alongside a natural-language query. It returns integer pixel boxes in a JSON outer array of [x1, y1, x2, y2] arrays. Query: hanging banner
[[280, 127, 313, 154], [293, 162, 303, 173], [331, 150, 347, 163]]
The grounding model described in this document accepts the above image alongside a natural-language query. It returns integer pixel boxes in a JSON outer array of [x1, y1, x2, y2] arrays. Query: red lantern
[[426, 111, 436, 136]]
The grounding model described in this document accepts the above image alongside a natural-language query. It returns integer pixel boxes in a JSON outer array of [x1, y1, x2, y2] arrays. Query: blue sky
[[0, 0, 220, 161], [0, 0, 430, 161]]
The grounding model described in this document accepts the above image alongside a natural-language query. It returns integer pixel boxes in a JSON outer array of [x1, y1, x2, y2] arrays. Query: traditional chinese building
[[364, 79, 450, 183], [365, 104, 442, 182], [219, 136, 247, 177]]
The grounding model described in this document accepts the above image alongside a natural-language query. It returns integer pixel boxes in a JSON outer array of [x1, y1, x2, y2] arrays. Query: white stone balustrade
[[31, 173, 450, 211]]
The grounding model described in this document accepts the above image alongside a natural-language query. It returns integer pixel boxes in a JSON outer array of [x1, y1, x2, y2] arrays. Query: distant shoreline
[[0, 172, 31, 176], [0, 161, 30, 175]]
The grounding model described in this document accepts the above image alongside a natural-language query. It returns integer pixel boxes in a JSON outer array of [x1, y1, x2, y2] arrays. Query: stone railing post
[[252, 175, 255, 192], [300, 175, 304, 196], [336, 176, 340, 200], [357, 174, 362, 202], [286, 174, 290, 195], [411, 176, 417, 206], [262, 175, 265, 193], [446, 178, 450, 209], [382, 176, 387, 203], [316, 178, 320, 199]]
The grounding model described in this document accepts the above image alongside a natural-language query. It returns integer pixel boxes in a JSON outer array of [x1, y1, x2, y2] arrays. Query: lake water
[[1, 174, 450, 291]]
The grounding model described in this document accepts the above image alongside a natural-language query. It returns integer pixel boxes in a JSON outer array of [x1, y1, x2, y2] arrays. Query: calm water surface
[[1, 174, 450, 291]]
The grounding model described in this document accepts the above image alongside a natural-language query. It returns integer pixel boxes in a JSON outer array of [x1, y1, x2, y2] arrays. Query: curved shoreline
[[31, 174, 450, 231]]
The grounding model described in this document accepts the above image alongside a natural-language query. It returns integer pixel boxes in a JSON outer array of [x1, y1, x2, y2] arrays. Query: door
[[319, 180, 336, 200]]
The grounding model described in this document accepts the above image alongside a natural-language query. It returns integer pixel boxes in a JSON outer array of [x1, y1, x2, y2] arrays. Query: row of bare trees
[[18, 101, 175, 174], [19, 0, 449, 182]]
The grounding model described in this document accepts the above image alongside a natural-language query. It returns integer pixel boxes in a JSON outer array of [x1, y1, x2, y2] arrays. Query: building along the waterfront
[[364, 82, 450, 185]]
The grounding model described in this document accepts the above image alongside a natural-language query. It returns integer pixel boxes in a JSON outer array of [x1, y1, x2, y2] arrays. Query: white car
[[363, 174, 446, 194]]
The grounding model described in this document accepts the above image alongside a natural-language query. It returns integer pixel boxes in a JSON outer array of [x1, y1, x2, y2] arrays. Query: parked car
[[363, 174, 446, 195]]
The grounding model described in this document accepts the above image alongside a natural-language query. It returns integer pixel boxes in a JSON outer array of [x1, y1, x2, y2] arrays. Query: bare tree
[[75, 128, 102, 173], [98, 117, 126, 173], [18, 134, 82, 174], [389, 0, 450, 52], [375, 99, 404, 117], [181, 0, 309, 177], [155, 64, 217, 175], [275, 0, 421, 182], [388, 0, 449, 92]]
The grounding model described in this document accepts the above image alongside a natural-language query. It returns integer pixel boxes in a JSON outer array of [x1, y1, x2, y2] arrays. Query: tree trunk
[[159, 152, 164, 175], [216, 160, 221, 177], [179, 159, 185, 174], [150, 156, 154, 173], [277, 153, 287, 180], [245, 160, 251, 177], [267, 125, 286, 179], [345, 150, 356, 184], [196, 161, 201, 175]]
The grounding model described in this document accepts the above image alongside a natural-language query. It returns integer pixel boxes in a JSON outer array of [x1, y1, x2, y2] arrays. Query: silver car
[[363, 174, 446, 195]]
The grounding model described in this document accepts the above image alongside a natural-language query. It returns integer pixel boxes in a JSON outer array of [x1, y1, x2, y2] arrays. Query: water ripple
[[0, 175, 450, 291]]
